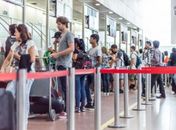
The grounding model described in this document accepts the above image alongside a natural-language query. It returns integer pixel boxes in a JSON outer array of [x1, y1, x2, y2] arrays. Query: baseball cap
[[52, 32, 62, 38]]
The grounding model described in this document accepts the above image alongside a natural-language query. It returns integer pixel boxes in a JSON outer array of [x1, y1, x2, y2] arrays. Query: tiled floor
[[28, 88, 176, 130]]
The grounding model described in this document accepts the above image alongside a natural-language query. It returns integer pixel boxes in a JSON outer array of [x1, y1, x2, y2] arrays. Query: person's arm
[[130, 53, 136, 66], [28, 46, 36, 63], [51, 32, 74, 58]]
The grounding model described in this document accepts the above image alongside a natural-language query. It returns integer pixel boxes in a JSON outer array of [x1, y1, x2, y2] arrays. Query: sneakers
[[75, 107, 81, 113], [156, 95, 166, 98], [85, 104, 94, 109], [119, 89, 124, 93], [80, 107, 86, 112]]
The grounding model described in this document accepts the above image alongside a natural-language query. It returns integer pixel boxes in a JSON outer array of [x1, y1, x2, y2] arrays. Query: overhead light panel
[[95, 3, 100, 6], [127, 22, 130, 25], [108, 11, 113, 14], [119, 17, 123, 20]]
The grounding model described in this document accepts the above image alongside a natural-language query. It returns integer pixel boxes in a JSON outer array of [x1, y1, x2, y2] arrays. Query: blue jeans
[[101, 74, 109, 93], [57, 65, 67, 111], [75, 75, 86, 108], [85, 74, 94, 105]]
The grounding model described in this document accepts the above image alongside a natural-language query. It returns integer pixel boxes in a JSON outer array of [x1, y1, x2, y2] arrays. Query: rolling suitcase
[[0, 90, 16, 130]]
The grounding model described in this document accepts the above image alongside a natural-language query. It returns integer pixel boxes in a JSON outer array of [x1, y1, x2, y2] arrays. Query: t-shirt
[[101, 53, 110, 68], [130, 52, 137, 68], [57, 32, 74, 68], [88, 46, 102, 67], [11, 40, 37, 71], [5, 36, 16, 58]]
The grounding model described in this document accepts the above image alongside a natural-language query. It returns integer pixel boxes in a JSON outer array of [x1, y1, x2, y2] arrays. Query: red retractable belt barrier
[[0, 73, 16, 81], [75, 68, 96, 75], [27, 70, 68, 79], [100, 68, 150, 74], [1, 67, 176, 82]]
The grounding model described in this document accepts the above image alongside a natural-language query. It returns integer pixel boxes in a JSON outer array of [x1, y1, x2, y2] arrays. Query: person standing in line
[[150, 40, 166, 98], [52, 31, 62, 52], [85, 34, 102, 109], [1, 24, 37, 130], [141, 41, 152, 97], [5, 24, 17, 58], [50, 16, 74, 111]]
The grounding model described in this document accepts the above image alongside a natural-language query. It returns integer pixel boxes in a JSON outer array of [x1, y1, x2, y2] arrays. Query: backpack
[[73, 51, 92, 69], [135, 54, 142, 68], [131, 53, 142, 68], [151, 49, 161, 66], [169, 52, 176, 66], [120, 50, 130, 66]]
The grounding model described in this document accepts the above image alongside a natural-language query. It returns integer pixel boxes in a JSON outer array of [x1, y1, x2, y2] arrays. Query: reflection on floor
[[28, 88, 176, 130]]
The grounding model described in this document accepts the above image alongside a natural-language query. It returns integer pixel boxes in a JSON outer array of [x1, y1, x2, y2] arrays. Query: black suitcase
[[0, 90, 16, 130], [30, 97, 64, 114]]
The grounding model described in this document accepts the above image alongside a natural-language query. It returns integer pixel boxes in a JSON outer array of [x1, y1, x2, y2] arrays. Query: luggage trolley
[[30, 57, 59, 121]]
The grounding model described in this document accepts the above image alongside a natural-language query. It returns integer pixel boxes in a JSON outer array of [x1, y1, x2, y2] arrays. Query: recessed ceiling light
[[119, 17, 123, 20], [95, 3, 100, 6], [31, 2, 37, 5], [108, 11, 113, 14]]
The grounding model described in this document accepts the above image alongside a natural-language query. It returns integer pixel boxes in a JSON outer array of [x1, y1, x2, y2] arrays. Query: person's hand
[[50, 52, 59, 59]]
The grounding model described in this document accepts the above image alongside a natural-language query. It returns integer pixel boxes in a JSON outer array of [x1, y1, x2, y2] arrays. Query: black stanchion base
[[108, 125, 126, 128], [132, 108, 146, 111], [120, 115, 134, 119]]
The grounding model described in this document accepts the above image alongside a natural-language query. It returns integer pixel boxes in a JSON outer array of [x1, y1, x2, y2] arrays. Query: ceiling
[[26, 0, 138, 30]]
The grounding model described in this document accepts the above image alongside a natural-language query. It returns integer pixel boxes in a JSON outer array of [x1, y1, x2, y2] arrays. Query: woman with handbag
[[0, 24, 37, 130]]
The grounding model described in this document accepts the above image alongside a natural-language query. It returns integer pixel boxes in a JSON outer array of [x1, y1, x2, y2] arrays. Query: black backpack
[[73, 51, 92, 69], [120, 50, 130, 66]]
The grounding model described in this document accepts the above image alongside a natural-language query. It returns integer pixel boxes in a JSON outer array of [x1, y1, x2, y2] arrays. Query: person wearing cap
[[50, 16, 74, 111], [52, 31, 62, 51]]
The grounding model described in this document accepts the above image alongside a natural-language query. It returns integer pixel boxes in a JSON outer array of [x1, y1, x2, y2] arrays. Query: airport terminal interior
[[0, 0, 176, 130]]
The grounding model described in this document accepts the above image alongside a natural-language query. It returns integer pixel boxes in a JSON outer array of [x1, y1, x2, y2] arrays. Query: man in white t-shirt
[[85, 34, 102, 108], [129, 45, 138, 90]]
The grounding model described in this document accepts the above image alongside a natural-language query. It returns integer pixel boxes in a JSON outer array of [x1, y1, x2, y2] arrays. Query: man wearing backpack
[[151, 40, 166, 98]]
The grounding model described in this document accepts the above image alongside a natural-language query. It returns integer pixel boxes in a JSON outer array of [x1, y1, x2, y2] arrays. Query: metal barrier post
[[142, 74, 152, 105], [149, 74, 156, 101], [16, 69, 27, 130], [133, 67, 145, 111], [94, 67, 101, 130], [108, 67, 125, 128], [67, 68, 75, 130], [120, 73, 134, 118]]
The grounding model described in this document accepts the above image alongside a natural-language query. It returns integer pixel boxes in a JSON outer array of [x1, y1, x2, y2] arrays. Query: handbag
[[1, 51, 15, 73]]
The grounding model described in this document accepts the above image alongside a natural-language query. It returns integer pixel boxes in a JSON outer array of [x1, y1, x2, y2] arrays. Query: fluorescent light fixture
[[119, 17, 123, 20], [127, 22, 130, 25], [95, 3, 100, 6], [108, 11, 113, 14]]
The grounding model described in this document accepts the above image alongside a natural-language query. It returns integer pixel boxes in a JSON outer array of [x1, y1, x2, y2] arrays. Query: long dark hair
[[16, 24, 31, 44], [74, 38, 85, 52]]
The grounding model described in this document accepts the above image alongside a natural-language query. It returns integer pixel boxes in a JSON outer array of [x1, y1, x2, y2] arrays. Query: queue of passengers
[[1, 16, 175, 130]]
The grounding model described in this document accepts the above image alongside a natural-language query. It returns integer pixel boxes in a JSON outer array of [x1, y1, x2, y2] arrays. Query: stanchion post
[[108, 67, 125, 128], [120, 73, 134, 118], [142, 74, 152, 105], [67, 68, 75, 130], [94, 67, 101, 130], [133, 67, 145, 111], [149, 73, 156, 101], [16, 69, 27, 130]]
